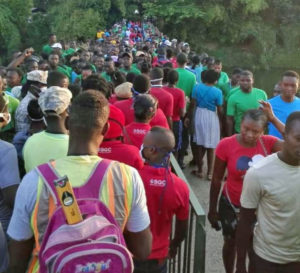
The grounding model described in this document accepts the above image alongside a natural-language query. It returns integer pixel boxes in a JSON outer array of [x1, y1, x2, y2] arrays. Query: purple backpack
[[36, 159, 133, 273]]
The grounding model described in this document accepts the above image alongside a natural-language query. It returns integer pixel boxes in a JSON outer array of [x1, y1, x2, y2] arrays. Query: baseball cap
[[105, 104, 125, 139], [121, 52, 133, 58], [115, 82, 133, 99], [51, 43, 62, 49], [135, 51, 145, 57], [38, 86, 72, 116], [27, 70, 48, 85]]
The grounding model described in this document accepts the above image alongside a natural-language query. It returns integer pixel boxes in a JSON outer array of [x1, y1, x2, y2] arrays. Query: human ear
[[102, 122, 109, 136]]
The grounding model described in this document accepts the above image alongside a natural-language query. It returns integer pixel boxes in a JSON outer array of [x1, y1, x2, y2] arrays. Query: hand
[[23, 47, 34, 57], [184, 117, 190, 128], [258, 100, 275, 122], [208, 210, 221, 231], [168, 240, 178, 259]]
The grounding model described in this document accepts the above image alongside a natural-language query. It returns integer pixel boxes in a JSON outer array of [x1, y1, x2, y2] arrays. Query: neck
[[45, 121, 68, 135], [178, 64, 185, 68], [68, 135, 100, 156], [236, 134, 257, 148], [278, 150, 300, 166], [241, 87, 252, 93], [205, 83, 215, 86], [124, 65, 130, 70], [280, 95, 294, 103]]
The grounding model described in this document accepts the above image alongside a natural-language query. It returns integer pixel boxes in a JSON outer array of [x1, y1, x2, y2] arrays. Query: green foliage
[[1, 0, 300, 69]]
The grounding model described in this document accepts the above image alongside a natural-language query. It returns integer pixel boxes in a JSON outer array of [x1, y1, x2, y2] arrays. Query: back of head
[[176, 53, 187, 66], [27, 99, 43, 121], [134, 94, 157, 122], [201, 69, 220, 84], [126, 72, 136, 83], [285, 111, 300, 134], [150, 67, 164, 81], [69, 90, 109, 132], [232, 68, 243, 75], [140, 62, 151, 74], [150, 126, 175, 152], [133, 74, 150, 94], [47, 71, 68, 87], [82, 74, 109, 98], [167, 69, 179, 85]]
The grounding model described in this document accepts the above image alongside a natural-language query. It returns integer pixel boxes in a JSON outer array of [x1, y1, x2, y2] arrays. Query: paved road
[[183, 160, 225, 273]]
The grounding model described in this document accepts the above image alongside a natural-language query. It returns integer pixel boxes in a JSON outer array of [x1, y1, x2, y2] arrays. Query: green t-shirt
[[175, 68, 196, 98], [0, 93, 19, 132], [216, 71, 229, 89], [119, 66, 141, 75], [62, 48, 76, 58], [101, 72, 112, 82], [227, 86, 240, 101], [42, 44, 53, 55], [227, 87, 267, 133], [23, 131, 69, 173]]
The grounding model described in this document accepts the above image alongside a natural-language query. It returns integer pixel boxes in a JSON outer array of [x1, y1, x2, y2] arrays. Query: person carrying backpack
[[7, 90, 152, 273]]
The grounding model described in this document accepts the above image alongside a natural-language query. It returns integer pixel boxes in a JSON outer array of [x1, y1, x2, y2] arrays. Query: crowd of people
[[0, 19, 299, 273]]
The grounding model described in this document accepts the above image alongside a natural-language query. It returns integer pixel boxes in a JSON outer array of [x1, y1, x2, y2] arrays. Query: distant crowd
[[0, 19, 299, 273]]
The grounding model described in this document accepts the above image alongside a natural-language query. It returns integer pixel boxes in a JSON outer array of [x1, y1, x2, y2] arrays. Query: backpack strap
[[36, 161, 61, 206], [36, 159, 112, 203], [80, 159, 111, 195]]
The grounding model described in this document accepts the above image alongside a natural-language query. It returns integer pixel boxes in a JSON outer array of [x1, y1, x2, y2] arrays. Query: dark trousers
[[134, 259, 167, 273], [253, 252, 300, 273], [178, 124, 189, 164]]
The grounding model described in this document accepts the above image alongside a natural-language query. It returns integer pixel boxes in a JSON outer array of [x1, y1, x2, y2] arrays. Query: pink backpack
[[36, 159, 133, 273]]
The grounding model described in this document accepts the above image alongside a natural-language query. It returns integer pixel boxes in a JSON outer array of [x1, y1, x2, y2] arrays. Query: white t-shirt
[[241, 153, 300, 264], [8, 156, 150, 241]]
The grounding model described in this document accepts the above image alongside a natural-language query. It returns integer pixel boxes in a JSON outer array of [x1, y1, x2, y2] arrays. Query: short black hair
[[82, 74, 109, 98], [176, 53, 188, 65], [285, 111, 300, 134], [68, 84, 82, 100], [126, 72, 137, 83], [140, 62, 151, 74], [241, 109, 268, 128], [134, 94, 157, 122], [282, 70, 300, 81], [201, 69, 220, 84], [214, 59, 222, 66], [232, 68, 243, 75], [133, 74, 150, 94], [150, 67, 164, 80], [27, 99, 43, 120], [6, 68, 23, 78], [47, 71, 68, 87], [240, 70, 254, 78], [167, 69, 179, 85], [111, 71, 126, 87], [69, 89, 109, 131]]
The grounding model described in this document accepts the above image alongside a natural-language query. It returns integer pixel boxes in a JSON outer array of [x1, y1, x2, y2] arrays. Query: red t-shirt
[[109, 94, 118, 104], [216, 134, 278, 206], [163, 86, 185, 121], [124, 122, 151, 148], [98, 140, 144, 170], [139, 165, 189, 259], [114, 98, 169, 128], [150, 87, 174, 118]]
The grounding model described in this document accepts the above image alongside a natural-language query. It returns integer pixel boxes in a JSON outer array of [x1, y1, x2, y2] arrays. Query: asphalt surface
[[183, 158, 225, 273]]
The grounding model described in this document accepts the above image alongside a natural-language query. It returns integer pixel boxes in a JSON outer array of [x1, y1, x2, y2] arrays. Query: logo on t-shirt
[[133, 129, 147, 135], [236, 154, 265, 171], [150, 179, 166, 187], [99, 147, 112, 153]]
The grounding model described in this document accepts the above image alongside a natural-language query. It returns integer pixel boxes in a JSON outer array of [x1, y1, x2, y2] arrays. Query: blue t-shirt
[[0, 140, 20, 232], [192, 83, 223, 112], [268, 95, 300, 139]]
